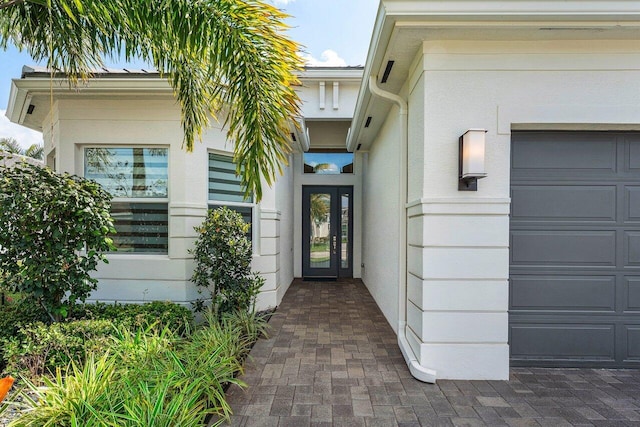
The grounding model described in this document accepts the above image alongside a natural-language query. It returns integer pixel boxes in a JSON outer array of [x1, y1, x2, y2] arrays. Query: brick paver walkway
[[224, 279, 640, 426]]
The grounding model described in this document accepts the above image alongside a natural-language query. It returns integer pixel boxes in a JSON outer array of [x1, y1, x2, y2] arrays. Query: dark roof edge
[[303, 66, 365, 70], [20, 64, 365, 79], [21, 65, 161, 79]]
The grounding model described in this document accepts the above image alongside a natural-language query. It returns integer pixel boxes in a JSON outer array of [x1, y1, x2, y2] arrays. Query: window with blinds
[[208, 153, 254, 241], [109, 202, 169, 253], [85, 147, 169, 254]]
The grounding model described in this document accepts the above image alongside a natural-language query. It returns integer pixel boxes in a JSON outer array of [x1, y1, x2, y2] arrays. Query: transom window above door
[[303, 151, 354, 174]]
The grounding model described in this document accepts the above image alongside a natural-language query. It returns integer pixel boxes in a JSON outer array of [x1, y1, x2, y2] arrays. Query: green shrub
[[190, 207, 264, 317], [0, 300, 50, 341], [2, 320, 115, 378], [0, 163, 115, 320], [73, 301, 193, 335], [0, 300, 50, 372]]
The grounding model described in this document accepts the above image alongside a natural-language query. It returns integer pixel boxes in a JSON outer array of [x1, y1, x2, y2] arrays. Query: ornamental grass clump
[[190, 207, 264, 317]]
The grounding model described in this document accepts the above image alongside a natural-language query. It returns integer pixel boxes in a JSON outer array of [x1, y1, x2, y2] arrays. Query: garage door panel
[[510, 324, 615, 361], [627, 137, 640, 171], [512, 133, 616, 174], [510, 275, 616, 312], [624, 186, 640, 222], [511, 231, 616, 266], [624, 232, 640, 266], [625, 326, 640, 361], [511, 185, 616, 222], [625, 278, 640, 312]]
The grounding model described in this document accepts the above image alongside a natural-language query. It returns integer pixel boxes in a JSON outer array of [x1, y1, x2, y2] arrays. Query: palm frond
[[24, 143, 44, 160], [0, 137, 23, 154]]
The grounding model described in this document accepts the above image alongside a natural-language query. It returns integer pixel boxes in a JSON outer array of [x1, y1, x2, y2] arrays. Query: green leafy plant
[[7, 355, 119, 427], [2, 320, 115, 378], [73, 301, 193, 336], [6, 311, 268, 426], [0, 163, 115, 321], [108, 373, 208, 427], [220, 309, 271, 344], [190, 207, 264, 317], [1, 301, 193, 377], [0, 299, 50, 372]]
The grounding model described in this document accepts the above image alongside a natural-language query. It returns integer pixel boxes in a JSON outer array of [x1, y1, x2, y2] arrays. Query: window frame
[[207, 150, 257, 250], [83, 145, 170, 256]]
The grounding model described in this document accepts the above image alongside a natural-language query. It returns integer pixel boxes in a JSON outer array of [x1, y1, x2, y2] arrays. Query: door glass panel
[[341, 193, 350, 269], [310, 193, 331, 269]]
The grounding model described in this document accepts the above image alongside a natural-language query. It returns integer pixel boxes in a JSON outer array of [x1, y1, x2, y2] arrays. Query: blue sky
[[0, 0, 379, 149]]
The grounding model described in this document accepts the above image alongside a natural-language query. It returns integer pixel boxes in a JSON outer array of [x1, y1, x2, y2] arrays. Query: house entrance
[[302, 186, 353, 279]]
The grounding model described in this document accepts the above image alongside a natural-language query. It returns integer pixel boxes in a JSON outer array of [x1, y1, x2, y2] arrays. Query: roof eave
[[381, 0, 640, 21], [346, 3, 391, 152], [7, 76, 176, 131], [6, 79, 30, 127], [298, 67, 364, 82], [346, 0, 640, 152]]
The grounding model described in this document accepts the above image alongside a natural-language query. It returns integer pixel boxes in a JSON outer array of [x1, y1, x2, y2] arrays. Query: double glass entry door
[[302, 186, 353, 279]]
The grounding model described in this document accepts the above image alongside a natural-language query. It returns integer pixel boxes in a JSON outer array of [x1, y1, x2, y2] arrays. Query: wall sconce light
[[458, 129, 487, 191]]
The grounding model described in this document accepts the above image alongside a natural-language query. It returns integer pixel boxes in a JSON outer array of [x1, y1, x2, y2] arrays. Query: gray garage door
[[510, 131, 640, 367]]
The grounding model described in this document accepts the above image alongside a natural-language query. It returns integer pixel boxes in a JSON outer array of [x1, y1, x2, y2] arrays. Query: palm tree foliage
[[0, 137, 22, 154], [0, 137, 43, 160], [0, 0, 302, 200], [23, 142, 44, 160]]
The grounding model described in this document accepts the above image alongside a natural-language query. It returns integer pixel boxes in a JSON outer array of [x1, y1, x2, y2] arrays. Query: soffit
[[307, 121, 352, 149]]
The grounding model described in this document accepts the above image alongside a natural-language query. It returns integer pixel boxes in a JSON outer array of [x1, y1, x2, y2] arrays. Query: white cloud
[[0, 110, 43, 149], [301, 49, 347, 67], [268, 0, 295, 5]]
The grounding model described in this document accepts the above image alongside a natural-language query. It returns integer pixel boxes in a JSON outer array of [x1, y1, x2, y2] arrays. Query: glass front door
[[302, 186, 353, 279]]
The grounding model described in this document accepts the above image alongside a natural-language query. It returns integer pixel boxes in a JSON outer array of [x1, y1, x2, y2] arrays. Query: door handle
[[332, 235, 337, 254]]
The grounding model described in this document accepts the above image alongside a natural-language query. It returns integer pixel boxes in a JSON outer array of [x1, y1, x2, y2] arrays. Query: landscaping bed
[[0, 299, 269, 426], [0, 165, 267, 426]]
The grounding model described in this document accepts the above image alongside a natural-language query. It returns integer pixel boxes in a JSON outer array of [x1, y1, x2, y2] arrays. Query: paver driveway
[[224, 279, 640, 426]]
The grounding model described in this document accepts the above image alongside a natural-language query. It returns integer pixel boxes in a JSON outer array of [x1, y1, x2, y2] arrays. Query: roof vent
[[381, 60, 395, 83], [26, 105, 35, 114]]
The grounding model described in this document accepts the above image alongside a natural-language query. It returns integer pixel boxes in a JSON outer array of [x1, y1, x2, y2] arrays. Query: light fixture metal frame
[[458, 129, 487, 191]]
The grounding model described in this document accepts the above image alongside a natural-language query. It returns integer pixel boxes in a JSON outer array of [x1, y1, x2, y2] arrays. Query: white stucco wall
[[406, 38, 640, 380], [361, 104, 401, 333], [297, 71, 362, 121], [276, 154, 295, 303], [42, 96, 289, 309]]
